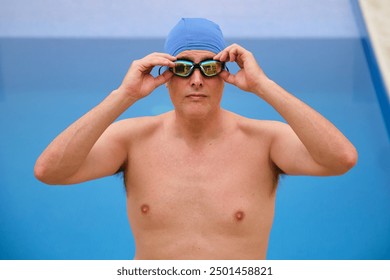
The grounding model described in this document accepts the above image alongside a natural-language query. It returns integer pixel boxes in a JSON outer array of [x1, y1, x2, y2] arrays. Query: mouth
[[186, 93, 208, 98]]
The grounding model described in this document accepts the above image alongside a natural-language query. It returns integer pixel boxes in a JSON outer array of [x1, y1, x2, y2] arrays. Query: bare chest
[[125, 134, 276, 231]]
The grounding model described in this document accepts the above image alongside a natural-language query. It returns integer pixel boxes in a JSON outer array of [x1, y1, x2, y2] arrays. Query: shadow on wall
[[0, 44, 4, 102]]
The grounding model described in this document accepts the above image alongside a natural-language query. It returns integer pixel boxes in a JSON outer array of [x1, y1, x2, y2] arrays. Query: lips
[[186, 93, 207, 98]]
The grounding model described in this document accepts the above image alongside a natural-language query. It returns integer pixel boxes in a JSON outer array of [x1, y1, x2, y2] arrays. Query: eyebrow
[[176, 56, 214, 63]]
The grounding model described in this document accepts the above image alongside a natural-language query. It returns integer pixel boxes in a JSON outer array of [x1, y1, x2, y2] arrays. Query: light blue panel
[[0, 0, 359, 38]]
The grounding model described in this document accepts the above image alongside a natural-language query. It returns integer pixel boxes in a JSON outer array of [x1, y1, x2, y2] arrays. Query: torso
[[123, 110, 279, 259]]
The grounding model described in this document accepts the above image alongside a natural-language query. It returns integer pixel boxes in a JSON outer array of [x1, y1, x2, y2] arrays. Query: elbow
[[34, 159, 77, 186], [343, 146, 358, 171], [334, 147, 358, 175], [34, 161, 60, 186], [34, 161, 51, 185]]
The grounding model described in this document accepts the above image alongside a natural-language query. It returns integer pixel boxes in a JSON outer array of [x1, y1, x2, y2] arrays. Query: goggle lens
[[172, 61, 194, 77]]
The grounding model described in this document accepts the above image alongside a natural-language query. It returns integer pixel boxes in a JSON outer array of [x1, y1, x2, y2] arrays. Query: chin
[[179, 104, 213, 119]]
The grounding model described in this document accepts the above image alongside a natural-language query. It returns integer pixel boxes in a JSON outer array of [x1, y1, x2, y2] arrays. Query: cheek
[[166, 80, 182, 102], [212, 78, 225, 93], [167, 78, 183, 91]]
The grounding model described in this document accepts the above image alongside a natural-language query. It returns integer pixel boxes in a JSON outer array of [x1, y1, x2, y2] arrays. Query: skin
[[34, 44, 358, 259]]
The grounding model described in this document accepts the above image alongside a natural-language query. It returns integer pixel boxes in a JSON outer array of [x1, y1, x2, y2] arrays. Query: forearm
[[256, 78, 357, 171], [34, 89, 135, 182]]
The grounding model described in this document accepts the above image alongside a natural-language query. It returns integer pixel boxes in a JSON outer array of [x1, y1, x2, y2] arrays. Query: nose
[[189, 68, 203, 88]]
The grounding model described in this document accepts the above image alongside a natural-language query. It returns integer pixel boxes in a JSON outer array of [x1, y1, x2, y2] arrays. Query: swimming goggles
[[159, 59, 228, 78]]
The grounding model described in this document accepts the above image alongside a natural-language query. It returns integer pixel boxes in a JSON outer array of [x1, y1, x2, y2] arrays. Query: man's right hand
[[117, 53, 176, 101]]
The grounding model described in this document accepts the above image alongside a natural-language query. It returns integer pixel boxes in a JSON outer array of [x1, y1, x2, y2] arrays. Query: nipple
[[140, 204, 149, 214], [235, 211, 245, 222]]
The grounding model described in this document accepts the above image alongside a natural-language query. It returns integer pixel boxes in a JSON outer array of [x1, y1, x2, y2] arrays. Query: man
[[34, 18, 358, 259]]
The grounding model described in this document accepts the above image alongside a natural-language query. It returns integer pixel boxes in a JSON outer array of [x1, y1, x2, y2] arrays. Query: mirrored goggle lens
[[200, 60, 223, 77], [172, 61, 194, 77]]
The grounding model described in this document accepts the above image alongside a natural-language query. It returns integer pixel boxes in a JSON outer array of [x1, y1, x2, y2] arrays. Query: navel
[[140, 204, 149, 214], [234, 211, 245, 222]]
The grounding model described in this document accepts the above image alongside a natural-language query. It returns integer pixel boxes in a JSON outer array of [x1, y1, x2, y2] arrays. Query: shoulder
[[108, 111, 172, 140], [224, 110, 288, 138]]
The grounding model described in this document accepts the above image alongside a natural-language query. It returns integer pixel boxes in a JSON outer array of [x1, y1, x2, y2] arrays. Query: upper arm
[[61, 120, 129, 185], [269, 121, 333, 176]]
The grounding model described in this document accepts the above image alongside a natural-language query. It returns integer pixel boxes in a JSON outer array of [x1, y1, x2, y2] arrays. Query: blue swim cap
[[164, 18, 226, 56]]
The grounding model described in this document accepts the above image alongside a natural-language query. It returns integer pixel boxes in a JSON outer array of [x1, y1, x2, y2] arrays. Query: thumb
[[220, 70, 236, 86], [154, 70, 173, 88]]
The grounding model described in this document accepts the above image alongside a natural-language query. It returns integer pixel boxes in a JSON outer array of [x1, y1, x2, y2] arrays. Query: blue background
[[1, 1, 389, 259]]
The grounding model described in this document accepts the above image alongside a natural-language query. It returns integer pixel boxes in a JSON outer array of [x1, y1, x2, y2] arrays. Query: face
[[166, 50, 225, 119]]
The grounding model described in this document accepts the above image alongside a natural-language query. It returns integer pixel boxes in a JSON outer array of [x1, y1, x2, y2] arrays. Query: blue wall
[[1, 1, 389, 260]]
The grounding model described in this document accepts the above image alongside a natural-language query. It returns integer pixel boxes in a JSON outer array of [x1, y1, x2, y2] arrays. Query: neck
[[172, 108, 225, 144]]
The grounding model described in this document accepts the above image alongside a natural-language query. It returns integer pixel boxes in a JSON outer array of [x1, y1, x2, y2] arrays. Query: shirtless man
[[34, 18, 358, 259]]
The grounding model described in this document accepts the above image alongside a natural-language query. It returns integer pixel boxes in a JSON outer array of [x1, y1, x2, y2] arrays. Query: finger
[[137, 58, 175, 75], [147, 56, 176, 68], [214, 48, 231, 62], [140, 53, 176, 69], [229, 50, 237, 62], [228, 45, 245, 63], [216, 46, 242, 65], [219, 70, 236, 85], [213, 51, 224, 61], [147, 52, 177, 61], [153, 69, 173, 88]]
